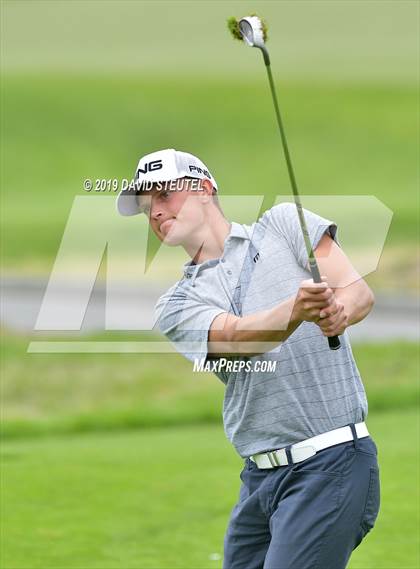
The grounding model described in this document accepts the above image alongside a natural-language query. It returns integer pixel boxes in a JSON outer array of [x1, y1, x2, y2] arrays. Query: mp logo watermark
[[27, 195, 393, 354]]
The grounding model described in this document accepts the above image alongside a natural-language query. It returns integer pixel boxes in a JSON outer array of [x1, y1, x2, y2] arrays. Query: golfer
[[117, 148, 380, 569]]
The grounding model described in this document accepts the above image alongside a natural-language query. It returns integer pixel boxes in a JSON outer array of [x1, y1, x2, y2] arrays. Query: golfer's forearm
[[335, 285, 375, 326], [226, 296, 302, 355]]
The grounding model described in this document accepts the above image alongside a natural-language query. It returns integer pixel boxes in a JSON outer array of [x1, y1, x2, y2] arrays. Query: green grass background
[[1, 336, 419, 568], [1, 1, 419, 285], [1, 410, 419, 569], [1, 1, 419, 568], [1, 336, 418, 438], [1, 76, 418, 283]]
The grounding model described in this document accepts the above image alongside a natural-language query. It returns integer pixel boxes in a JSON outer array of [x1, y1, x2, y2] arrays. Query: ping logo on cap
[[189, 165, 211, 178], [137, 160, 163, 175]]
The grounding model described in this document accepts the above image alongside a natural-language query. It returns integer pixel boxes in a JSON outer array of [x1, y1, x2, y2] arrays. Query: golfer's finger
[[301, 284, 329, 293], [302, 288, 334, 301], [319, 305, 344, 327], [319, 301, 340, 319], [322, 313, 347, 335], [318, 315, 336, 328], [324, 326, 344, 337], [300, 278, 329, 290], [303, 298, 333, 310]]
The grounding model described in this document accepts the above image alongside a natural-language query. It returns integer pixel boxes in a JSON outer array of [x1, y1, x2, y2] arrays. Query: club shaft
[[264, 61, 341, 350], [265, 64, 317, 271]]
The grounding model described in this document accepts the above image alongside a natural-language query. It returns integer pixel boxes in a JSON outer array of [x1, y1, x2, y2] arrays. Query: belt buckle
[[267, 450, 280, 468], [256, 444, 317, 469]]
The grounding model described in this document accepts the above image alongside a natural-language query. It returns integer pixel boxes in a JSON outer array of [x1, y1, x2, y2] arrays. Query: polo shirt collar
[[182, 221, 250, 279], [229, 221, 250, 241]]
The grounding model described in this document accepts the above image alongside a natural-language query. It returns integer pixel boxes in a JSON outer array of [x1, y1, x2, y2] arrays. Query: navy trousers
[[223, 430, 380, 569]]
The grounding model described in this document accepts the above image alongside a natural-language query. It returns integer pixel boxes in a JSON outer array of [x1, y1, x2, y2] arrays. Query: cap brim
[[116, 190, 141, 216]]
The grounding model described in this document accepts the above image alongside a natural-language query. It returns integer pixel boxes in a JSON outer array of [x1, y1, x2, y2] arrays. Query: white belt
[[250, 422, 369, 469]]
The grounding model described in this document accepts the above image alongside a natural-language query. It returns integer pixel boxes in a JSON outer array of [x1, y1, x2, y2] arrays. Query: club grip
[[309, 263, 341, 351], [328, 335, 341, 350]]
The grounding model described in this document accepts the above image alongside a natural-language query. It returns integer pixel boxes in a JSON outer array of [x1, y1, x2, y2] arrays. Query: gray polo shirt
[[155, 203, 368, 458]]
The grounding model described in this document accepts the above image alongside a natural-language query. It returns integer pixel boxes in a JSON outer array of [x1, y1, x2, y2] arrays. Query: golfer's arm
[[333, 282, 375, 325], [314, 233, 375, 326], [208, 297, 302, 357]]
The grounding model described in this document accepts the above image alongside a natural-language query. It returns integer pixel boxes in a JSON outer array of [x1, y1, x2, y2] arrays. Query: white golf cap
[[116, 148, 218, 216]]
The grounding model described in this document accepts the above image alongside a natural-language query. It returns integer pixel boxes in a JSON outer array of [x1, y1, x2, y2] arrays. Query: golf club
[[228, 15, 341, 350]]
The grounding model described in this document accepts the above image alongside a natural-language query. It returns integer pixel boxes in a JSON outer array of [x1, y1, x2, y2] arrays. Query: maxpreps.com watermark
[[193, 358, 277, 373]]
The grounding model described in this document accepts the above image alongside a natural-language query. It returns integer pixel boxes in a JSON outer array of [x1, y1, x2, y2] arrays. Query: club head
[[238, 16, 266, 49]]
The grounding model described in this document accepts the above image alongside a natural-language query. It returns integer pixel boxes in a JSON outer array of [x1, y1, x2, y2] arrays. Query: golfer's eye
[[160, 190, 170, 199]]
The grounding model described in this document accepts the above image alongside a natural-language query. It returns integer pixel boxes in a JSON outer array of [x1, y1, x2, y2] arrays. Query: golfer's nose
[[151, 205, 164, 221]]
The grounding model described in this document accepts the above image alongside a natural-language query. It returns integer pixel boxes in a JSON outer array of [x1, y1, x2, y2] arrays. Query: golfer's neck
[[185, 218, 232, 265]]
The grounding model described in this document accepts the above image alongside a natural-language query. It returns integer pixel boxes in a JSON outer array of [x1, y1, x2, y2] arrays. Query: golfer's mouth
[[159, 218, 176, 234]]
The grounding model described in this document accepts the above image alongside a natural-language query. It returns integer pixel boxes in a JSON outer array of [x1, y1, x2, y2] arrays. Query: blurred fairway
[[1, 1, 418, 288], [2, 334, 417, 567], [1, 333, 418, 438], [1, 409, 419, 569], [1, 76, 418, 280]]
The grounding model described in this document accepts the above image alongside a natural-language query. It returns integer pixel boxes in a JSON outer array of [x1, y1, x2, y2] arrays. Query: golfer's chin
[[155, 218, 201, 247], [162, 234, 183, 247], [159, 222, 184, 247]]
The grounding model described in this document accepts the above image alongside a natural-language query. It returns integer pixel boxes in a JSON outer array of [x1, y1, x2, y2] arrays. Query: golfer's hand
[[317, 300, 349, 337], [292, 277, 334, 323]]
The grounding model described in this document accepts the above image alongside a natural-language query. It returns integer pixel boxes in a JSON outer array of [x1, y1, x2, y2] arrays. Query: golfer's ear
[[198, 179, 214, 203]]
